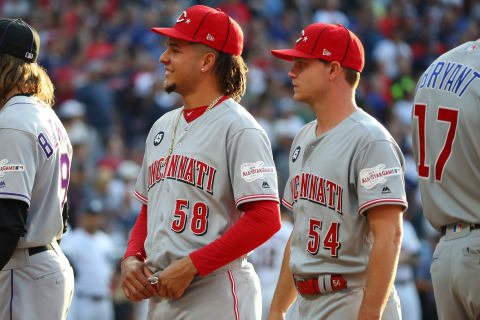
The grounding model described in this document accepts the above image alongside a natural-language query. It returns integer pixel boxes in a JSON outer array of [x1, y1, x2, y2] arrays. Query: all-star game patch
[[0, 159, 25, 178], [240, 161, 275, 182], [359, 164, 401, 190]]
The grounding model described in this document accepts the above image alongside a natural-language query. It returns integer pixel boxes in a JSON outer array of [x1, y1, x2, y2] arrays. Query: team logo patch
[[241, 161, 275, 182], [153, 131, 164, 146], [176, 11, 187, 23], [0, 159, 25, 178], [296, 30, 308, 43], [359, 164, 401, 190], [0, 180, 5, 188], [292, 146, 301, 162]]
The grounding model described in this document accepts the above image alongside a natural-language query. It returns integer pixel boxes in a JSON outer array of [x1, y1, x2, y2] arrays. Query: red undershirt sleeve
[[189, 200, 281, 276], [122, 204, 148, 262]]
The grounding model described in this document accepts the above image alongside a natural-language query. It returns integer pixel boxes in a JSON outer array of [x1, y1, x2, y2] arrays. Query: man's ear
[[200, 52, 217, 73], [329, 61, 342, 80]]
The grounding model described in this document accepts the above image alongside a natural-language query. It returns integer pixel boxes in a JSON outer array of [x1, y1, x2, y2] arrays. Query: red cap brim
[[151, 27, 200, 43], [270, 49, 316, 61]]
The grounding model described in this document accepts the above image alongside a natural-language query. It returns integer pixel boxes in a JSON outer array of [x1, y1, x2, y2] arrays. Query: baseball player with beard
[[411, 39, 480, 319], [120, 5, 281, 320], [267, 23, 407, 320], [0, 19, 74, 319]]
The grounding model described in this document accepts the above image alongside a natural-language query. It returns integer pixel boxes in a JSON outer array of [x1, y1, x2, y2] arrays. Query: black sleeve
[[62, 201, 69, 234], [0, 199, 28, 270]]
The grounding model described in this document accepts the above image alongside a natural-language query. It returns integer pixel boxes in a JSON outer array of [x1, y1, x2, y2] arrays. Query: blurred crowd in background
[[5, 0, 480, 319]]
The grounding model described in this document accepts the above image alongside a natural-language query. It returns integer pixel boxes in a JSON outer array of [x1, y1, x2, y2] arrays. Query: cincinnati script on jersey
[[147, 154, 216, 194]]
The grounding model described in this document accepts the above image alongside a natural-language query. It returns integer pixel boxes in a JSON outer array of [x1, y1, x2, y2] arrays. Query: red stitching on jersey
[[133, 190, 148, 203], [282, 198, 293, 209], [235, 194, 279, 207], [228, 270, 239, 320], [358, 198, 407, 214]]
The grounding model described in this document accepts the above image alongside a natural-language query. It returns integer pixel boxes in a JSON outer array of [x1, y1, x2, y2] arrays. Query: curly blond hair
[[0, 53, 54, 107]]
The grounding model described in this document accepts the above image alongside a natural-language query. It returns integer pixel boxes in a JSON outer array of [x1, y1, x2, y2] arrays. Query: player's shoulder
[[0, 95, 56, 135], [348, 108, 395, 143], [221, 98, 263, 128], [442, 40, 480, 61], [147, 107, 182, 137], [218, 98, 269, 137], [290, 120, 316, 143]]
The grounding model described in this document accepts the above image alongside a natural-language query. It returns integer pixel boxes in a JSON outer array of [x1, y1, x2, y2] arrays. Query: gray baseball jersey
[[282, 108, 407, 279], [0, 95, 74, 320], [134, 97, 279, 271], [0, 95, 72, 246], [412, 40, 480, 320], [412, 40, 480, 230]]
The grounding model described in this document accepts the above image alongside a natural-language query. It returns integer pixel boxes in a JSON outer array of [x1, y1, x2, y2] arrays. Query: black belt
[[77, 293, 109, 302], [28, 243, 54, 256], [440, 223, 480, 236]]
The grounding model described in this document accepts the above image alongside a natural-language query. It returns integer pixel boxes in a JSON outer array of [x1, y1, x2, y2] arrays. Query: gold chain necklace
[[159, 95, 223, 168]]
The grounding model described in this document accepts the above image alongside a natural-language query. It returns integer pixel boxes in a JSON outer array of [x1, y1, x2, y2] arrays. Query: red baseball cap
[[271, 23, 365, 72], [151, 5, 243, 56]]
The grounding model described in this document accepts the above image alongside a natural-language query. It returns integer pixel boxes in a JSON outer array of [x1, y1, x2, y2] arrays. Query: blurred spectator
[[249, 210, 294, 320], [395, 219, 422, 320], [313, 0, 350, 27], [105, 160, 142, 231], [415, 223, 440, 320], [61, 199, 117, 320]]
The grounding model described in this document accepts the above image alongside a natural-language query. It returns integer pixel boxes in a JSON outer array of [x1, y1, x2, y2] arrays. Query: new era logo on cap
[[271, 23, 365, 72], [0, 18, 40, 63], [151, 5, 243, 56]]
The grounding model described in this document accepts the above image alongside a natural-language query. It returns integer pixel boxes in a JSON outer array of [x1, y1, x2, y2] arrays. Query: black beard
[[165, 83, 176, 94]]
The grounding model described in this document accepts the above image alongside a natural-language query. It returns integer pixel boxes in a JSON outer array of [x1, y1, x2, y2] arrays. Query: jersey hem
[[235, 194, 279, 208], [281, 198, 293, 210], [133, 190, 148, 204], [358, 198, 408, 215], [0, 192, 31, 204]]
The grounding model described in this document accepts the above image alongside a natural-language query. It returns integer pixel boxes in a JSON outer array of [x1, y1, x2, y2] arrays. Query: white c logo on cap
[[296, 30, 305, 43], [176, 11, 187, 23]]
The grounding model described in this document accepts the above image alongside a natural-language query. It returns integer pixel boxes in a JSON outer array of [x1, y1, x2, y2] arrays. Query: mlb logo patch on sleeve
[[359, 164, 401, 189]]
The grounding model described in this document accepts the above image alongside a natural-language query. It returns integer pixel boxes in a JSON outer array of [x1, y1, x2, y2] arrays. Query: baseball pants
[[430, 227, 480, 320], [297, 286, 401, 320], [0, 241, 74, 320], [147, 257, 261, 320]]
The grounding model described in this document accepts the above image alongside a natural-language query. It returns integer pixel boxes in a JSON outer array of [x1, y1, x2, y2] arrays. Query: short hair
[[213, 52, 248, 102], [319, 59, 360, 88], [0, 53, 54, 106]]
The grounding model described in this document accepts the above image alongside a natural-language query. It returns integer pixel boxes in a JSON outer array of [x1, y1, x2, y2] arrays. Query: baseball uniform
[[0, 95, 74, 319], [412, 40, 480, 319], [282, 108, 407, 320], [134, 98, 279, 319]]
